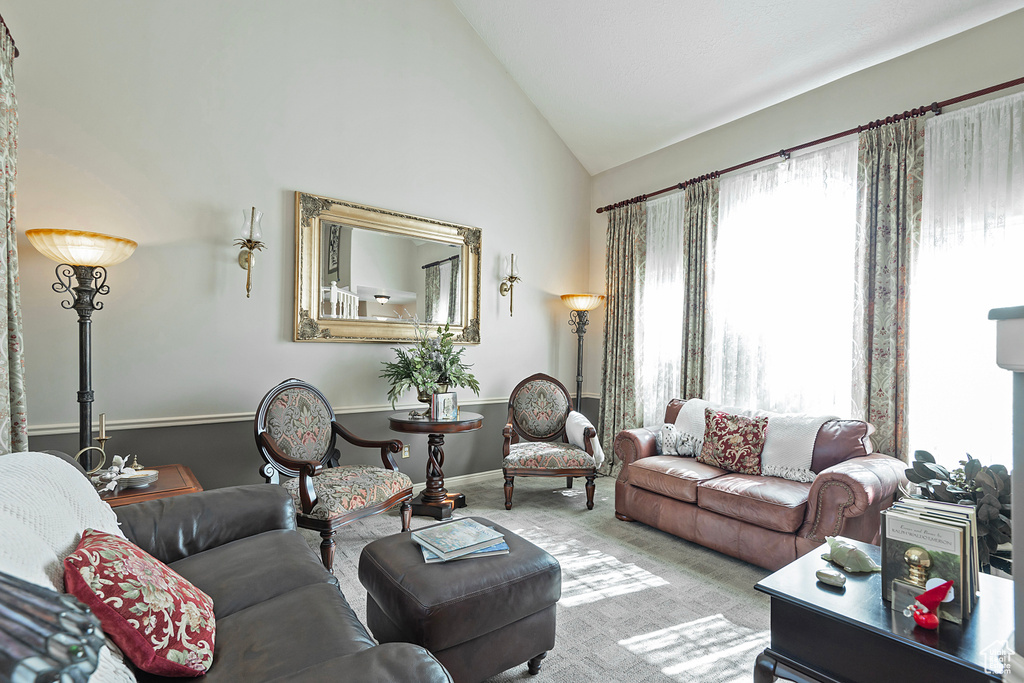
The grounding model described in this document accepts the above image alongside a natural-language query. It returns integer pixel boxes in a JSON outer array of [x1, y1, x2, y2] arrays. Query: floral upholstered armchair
[[254, 378, 413, 571], [502, 373, 599, 510]]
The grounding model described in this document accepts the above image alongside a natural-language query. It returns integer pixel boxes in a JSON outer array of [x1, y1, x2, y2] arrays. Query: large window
[[705, 141, 859, 415], [638, 194, 686, 427], [908, 92, 1024, 470]]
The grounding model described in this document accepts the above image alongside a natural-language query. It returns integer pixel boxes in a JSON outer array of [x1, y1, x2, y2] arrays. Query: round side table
[[388, 411, 483, 520]]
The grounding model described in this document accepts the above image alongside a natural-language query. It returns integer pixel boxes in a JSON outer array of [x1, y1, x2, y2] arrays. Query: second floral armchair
[[501, 373, 602, 510]]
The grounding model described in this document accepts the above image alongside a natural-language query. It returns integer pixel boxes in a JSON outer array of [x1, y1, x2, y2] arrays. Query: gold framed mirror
[[294, 191, 481, 343]]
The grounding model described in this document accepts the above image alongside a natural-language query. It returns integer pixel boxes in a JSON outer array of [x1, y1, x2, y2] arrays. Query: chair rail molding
[[27, 397, 512, 436]]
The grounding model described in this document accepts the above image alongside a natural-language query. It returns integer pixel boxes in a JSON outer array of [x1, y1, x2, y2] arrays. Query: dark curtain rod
[[421, 254, 459, 270], [0, 13, 18, 58], [596, 75, 1024, 214]]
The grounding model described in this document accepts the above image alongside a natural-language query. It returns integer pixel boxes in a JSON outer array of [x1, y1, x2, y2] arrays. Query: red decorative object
[[698, 409, 769, 475], [64, 529, 216, 676], [907, 580, 954, 631]]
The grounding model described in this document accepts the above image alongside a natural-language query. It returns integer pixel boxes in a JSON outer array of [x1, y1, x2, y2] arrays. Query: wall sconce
[[25, 228, 137, 470], [234, 207, 265, 298], [374, 293, 391, 305], [499, 253, 520, 316], [561, 293, 605, 410]]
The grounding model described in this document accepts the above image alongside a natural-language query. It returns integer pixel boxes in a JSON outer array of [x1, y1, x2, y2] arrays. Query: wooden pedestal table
[[388, 411, 483, 520]]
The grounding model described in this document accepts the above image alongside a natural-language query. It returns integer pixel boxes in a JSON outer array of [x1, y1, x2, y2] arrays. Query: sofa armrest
[[613, 428, 658, 471], [268, 643, 453, 683], [798, 453, 906, 543], [115, 484, 296, 564]]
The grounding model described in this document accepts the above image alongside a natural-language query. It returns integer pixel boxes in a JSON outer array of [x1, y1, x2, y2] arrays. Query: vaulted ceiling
[[451, 0, 1024, 174]]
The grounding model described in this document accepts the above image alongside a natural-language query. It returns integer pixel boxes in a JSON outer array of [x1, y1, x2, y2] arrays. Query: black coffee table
[[754, 537, 1011, 683]]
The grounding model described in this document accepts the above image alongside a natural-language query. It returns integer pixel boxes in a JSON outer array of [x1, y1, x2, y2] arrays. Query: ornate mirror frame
[[294, 191, 481, 343]]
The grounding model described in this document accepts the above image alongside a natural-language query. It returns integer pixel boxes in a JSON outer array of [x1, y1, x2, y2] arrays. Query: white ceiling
[[451, 0, 1024, 175]]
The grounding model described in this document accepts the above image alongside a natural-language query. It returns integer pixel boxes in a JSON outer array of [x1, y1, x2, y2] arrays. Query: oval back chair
[[254, 378, 413, 571], [502, 373, 597, 510]]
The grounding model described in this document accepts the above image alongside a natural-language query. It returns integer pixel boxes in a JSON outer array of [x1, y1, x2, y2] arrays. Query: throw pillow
[[64, 529, 215, 677], [656, 423, 701, 456], [697, 408, 768, 475], [656, 423, 680, 455], [810, 419, 875, 473]]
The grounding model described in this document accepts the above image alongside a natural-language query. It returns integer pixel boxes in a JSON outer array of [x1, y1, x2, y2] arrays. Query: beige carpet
[[300, 473, 772, 682]]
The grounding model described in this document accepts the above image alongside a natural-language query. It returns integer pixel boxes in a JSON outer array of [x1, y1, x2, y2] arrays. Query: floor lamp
[[26, 229, 137, 471], [560, 294, 605, 411]]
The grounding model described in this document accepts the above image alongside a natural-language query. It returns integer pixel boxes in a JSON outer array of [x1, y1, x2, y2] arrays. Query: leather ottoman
[[358, 516, 561, 683]]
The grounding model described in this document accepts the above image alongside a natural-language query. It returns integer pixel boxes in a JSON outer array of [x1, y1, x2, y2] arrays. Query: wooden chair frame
[[255, 378, 412, 571], [502, 373, 597, 510]]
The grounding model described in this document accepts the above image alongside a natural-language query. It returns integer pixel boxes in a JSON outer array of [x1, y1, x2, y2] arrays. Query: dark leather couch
[[614, 399, 906, 571], [114, 485, 452, 682]]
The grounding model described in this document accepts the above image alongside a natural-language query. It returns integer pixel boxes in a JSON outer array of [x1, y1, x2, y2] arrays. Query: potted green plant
[[380, 321, 480, 410], [904, 450, 1012, 570]]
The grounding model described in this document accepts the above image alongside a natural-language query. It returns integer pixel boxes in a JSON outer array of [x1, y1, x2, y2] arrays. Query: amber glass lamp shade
[[25, 229, 137, 267], [560, 294, 605, 312]]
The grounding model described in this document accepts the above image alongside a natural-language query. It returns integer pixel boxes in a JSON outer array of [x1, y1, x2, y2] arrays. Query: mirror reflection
[[319, 223, 462, 325]]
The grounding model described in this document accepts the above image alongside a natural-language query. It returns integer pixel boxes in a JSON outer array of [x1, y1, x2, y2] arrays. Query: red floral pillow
[[698, 408, 768, 475], [64, 529, 215, 677]]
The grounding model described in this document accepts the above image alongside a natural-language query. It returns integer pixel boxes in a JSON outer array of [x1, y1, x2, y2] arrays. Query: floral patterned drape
[[681, 178, 718, 400], [598, 201, 646, 474], [853, 118, 923, 461], [0, 27, 25, 454], [423, 263, 441, 323], [447, 256, 460, 324]]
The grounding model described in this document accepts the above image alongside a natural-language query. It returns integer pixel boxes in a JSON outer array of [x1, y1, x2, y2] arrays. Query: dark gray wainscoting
[[29, 397, 601, 492]]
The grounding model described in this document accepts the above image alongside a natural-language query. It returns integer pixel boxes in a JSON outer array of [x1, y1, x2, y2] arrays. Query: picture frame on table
[[431, 392, 458, 421]]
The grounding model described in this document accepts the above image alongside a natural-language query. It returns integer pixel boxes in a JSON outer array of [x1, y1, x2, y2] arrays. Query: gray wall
[[29, 397, 601, 491]]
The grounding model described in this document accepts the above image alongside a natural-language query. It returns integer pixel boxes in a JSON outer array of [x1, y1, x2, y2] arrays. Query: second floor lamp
[[560, 294, 605, 411]]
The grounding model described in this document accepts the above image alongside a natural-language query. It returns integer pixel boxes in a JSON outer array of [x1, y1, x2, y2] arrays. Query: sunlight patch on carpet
[[514, 527, 669, 607], [618, 614, 769, 682]]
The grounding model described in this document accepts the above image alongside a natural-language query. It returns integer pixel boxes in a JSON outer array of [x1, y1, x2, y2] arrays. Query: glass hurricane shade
[[561, 293, 605, 311], [241, 208, 263, 240], [25, 229, 137, 267], [503, 254, 519, 278]]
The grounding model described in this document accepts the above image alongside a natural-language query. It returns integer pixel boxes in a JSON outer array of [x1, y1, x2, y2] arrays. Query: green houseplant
[[904, 450, 1012, 569], [380, 321, 480, 408]]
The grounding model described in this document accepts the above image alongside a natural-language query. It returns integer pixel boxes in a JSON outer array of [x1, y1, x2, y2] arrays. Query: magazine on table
[[890, 498, 979, 614], [881, 507, 967, 624], [411, 518, 505, 562], [420, 539, 509, 563]]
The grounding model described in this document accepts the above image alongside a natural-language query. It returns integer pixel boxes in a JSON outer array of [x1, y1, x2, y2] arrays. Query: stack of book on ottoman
[[411, 518, 510, 563]]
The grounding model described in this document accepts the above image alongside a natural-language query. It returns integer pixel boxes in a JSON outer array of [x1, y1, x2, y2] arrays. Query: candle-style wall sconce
[[235, 207, 266, 298], [499, 253, 520, 317]]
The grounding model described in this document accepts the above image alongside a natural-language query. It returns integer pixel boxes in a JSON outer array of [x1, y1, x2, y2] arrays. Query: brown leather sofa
[[614, 400, 906, 571], [113, 484, 452, 682]]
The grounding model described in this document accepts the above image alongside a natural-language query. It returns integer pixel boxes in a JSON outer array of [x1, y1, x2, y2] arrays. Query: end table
[[100, 463, 202, 507]]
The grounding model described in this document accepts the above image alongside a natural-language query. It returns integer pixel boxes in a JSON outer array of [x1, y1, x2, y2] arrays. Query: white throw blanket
[[0, 453, 161, 683], [674, 400, 835, 482], [566, 411, 605, 469], [0, 452, 124, 590]]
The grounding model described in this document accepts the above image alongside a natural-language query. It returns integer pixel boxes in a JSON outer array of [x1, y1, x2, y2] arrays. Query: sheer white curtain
[[638, 192, 686, 426], [706, 140, 859, 415], [909, 91, 1024, 470]]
